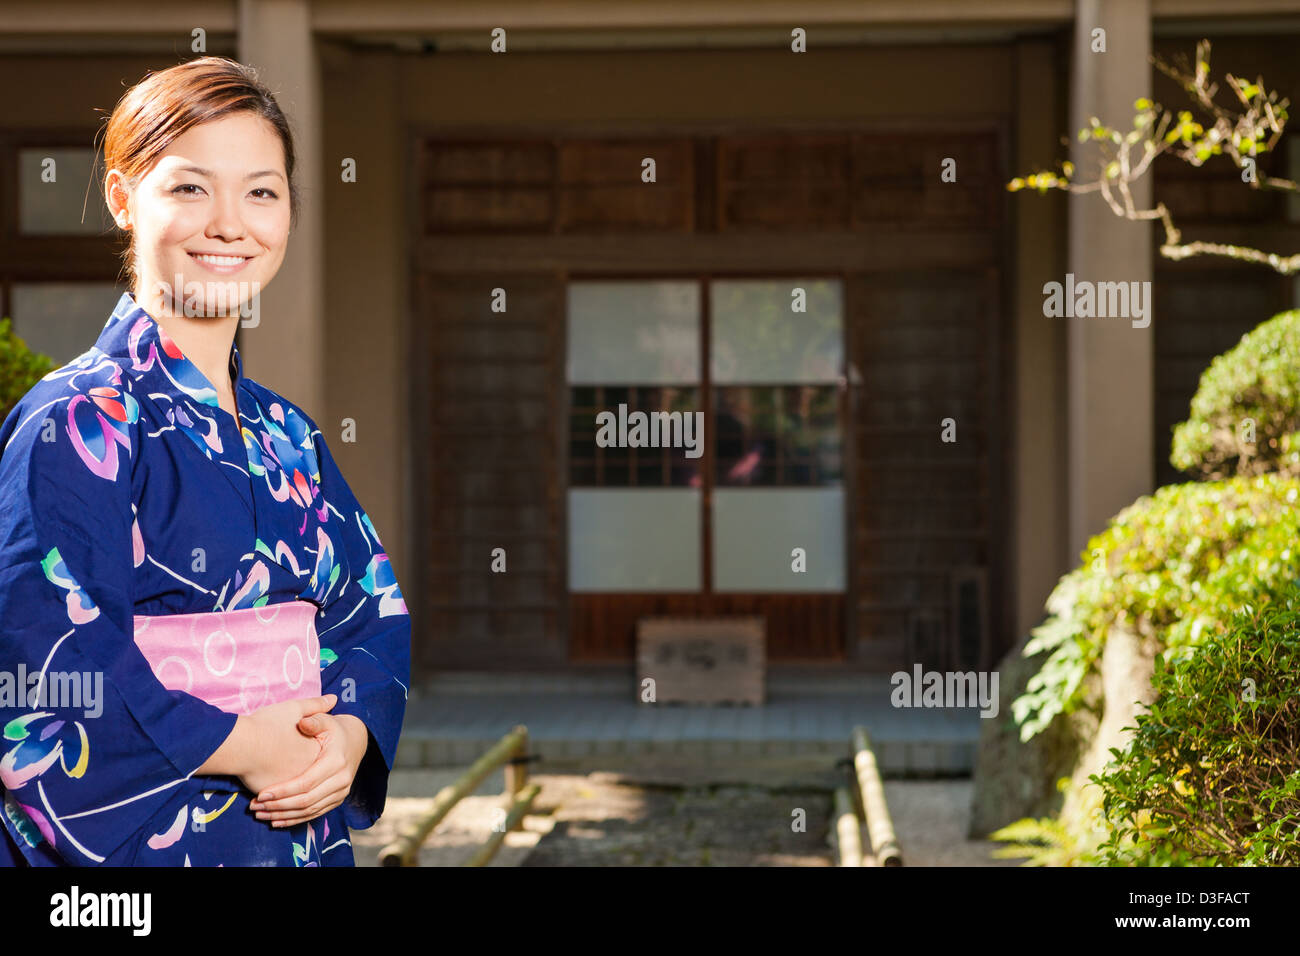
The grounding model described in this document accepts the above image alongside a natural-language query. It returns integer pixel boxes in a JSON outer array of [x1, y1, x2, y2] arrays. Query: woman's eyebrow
[[175, 164, 285, 182]]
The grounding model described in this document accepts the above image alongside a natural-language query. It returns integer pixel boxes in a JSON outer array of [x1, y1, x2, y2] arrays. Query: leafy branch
[[1009, 40, 1300, 273]]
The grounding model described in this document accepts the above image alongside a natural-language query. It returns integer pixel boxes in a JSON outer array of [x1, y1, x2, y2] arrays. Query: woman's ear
[[104, 170, 132, 228]]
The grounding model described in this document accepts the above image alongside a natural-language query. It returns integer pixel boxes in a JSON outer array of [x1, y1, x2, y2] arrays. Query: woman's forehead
[[153, 116, 286, 172]]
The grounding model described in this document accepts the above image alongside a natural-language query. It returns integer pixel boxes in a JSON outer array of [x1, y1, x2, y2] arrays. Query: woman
[[0, 57, 410, 866]]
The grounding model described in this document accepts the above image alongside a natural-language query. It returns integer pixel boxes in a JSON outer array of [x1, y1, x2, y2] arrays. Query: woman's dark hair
[[100, 56, 300, 282]]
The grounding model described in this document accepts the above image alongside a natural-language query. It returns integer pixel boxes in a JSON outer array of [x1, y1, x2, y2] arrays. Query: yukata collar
[[97, 290, 244, 411], [93, 293, 335, 603]]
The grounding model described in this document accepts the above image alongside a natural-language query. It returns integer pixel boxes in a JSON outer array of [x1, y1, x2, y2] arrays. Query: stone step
[[394, 733, 976, 777], [396, 681, 986, 777]]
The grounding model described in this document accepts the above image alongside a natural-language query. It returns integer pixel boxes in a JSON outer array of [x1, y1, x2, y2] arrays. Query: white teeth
[[192, 254, 247, 266]]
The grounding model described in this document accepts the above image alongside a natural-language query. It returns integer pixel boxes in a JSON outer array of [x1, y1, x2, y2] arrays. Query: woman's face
[[106, 111, 291, 317]]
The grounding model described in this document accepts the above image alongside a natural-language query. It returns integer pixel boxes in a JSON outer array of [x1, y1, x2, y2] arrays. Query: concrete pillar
[[1013, 38, 1069, 642], [237, 0, 325, 421], [1067, 0, 1153, 563], [320, 49, 412, 627]]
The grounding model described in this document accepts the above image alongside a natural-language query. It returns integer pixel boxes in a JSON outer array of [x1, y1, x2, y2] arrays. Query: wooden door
[[566, 275, 848, 662], [846, 268, 1002, 672], [411, 272, 567, 669]]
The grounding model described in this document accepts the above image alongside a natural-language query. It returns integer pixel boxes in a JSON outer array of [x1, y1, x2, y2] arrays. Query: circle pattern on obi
[[132, 600, 321, 714]]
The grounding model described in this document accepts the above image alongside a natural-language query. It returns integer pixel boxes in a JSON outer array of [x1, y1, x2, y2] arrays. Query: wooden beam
[[415, 232, 998, 274], [9, 0, 1300, 40], [312, 0, 1074, 33], [0, 1, 236, 32]]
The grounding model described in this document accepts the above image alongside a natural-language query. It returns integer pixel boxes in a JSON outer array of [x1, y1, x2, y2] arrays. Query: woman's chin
[[170, 276, 256, 317]]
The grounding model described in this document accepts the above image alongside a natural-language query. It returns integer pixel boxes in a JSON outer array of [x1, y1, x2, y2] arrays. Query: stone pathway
[[882, 780, 1018, 867], [349, 767, 544, 867], [520, 775, 833, 867]]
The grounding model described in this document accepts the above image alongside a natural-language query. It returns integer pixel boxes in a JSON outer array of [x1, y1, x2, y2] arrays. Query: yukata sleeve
[[0, 391, 238, 865], [306, 421, 410, 830]]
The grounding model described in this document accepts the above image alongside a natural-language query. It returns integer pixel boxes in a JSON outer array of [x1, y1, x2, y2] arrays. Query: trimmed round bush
[[1171, 309, 1300, 479], [1013, 473, 1300, 740]]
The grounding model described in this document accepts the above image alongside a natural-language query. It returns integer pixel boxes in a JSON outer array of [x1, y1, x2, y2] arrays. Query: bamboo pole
[[379, 726, 528, 866], [831, 785, 864, 867], [851, 725, 903, 866], [463, 782, 541, 867], [503, 725, 529, 799]]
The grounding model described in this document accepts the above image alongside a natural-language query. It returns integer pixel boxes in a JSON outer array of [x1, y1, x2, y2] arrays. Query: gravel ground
[[351, 765, 1016, 867], [520, 775, 834, 867], [882, 780, 1018, 867], [349, 767, 546, 867]]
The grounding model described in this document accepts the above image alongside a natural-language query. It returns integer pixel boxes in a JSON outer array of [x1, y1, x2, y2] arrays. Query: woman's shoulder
[[240, 377, 321, 436], [1, 347, 141, 468], [237, 377, 329, 488]]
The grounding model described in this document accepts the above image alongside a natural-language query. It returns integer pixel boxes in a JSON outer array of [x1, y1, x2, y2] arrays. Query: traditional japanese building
[[2, 0, 1295, 685]]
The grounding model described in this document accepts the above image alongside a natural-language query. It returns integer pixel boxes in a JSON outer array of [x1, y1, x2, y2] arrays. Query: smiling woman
[[0, 56, 410, 867], [100, 61, 300, 419]]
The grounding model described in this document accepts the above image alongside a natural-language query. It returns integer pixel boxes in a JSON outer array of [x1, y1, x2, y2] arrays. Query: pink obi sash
[[132, 600, 322, 715]]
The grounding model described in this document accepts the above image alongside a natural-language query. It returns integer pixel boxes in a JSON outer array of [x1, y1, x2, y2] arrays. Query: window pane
[[714, 387, 777, 485], [569, 385, 702, 487], [712, 488, 845, 591], [567, 280, 699, 384], [19, 148, 111, 235], [711, 278, 843, 384], [9, 283, 122, 366], [715, 385, 841, 485], [569, 489, 701, 590]]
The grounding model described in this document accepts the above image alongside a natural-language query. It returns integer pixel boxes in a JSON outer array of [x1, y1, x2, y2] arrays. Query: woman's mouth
[[189, 252, 252, 275]]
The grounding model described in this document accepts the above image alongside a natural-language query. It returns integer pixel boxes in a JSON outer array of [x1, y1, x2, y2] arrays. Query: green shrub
[[1012, 473, 1300, 740], [989, 778, 1113, 866], [1093, 599, 1300, 865], [0, 317, 55, 425], [1170, 309, 1300, 479], [1008, 309, 1300, 866]]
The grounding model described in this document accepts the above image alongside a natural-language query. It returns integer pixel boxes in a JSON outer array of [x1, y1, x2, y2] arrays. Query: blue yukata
[[0, 291, 410, 866]]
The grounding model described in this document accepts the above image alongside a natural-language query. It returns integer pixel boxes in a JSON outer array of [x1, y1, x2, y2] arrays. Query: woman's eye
[[250, 188, 279, 200], [171, 184, 203, 195]]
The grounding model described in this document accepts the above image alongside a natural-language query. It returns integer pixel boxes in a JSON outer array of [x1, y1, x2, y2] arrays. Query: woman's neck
[[134, 282, 242, 399]]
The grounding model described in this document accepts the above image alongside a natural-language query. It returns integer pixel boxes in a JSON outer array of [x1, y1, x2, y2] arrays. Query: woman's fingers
[[270, 786, 349, 827], [253, 737, 341, 805], [297, 694, 337, 718], [297, 714, 326, 735], [247, 706, 363, 826], [257, 777, 350, 825]]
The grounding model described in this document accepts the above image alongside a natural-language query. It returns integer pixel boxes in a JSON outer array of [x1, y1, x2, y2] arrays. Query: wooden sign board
[[636, 616, 766, 705]]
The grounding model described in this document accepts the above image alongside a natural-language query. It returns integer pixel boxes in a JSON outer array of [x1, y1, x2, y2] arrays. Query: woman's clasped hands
[[253, 698, 370, 827], [198, 693, 371, 828]]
